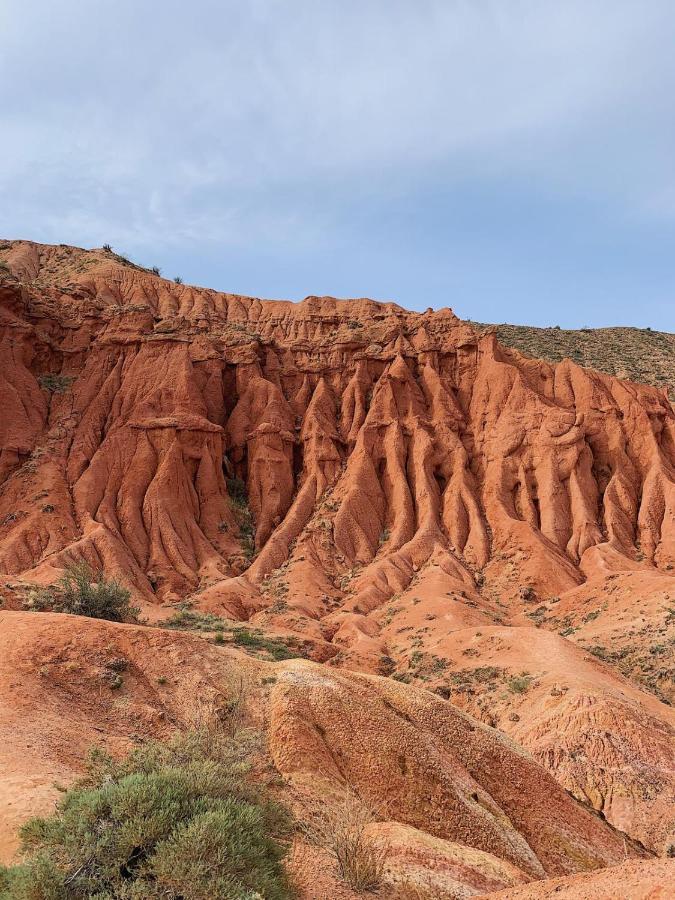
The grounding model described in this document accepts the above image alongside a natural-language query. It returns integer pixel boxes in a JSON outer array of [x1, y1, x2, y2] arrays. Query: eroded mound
[[479, 858, 674, 899], [0, 611, 649, 896]]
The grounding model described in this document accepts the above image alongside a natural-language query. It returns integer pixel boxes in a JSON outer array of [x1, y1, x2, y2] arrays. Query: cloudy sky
[[2, 1, 674, 328]]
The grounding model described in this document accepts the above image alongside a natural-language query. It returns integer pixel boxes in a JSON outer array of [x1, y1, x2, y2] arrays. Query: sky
[[1, 0, 674, 329]]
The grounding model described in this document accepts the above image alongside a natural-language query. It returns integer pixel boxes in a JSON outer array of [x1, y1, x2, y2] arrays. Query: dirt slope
[[0, 611, 650, 896], [475, 322, 675, 398], [480, 859, 674, 899]]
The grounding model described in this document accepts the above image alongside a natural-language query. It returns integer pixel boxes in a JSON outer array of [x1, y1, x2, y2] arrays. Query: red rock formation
[[2, 242, 672, 604], [1, 240, 674, 888]]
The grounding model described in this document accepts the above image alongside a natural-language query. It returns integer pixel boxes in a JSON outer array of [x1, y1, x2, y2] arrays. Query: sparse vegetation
[[227, 476, 256, 560], [231, 628, 305, 661], [24, 563, 139, 623], [174, 275, 183, 284], [452, 666, 502, 686], [165, 607, 229, 631], [227, 476, 248, 507], [507, 674, 532, 694], [0, 725, 292, 899], [473, 322, 675, 396], [163, 609, 307, 662], [585, 639, 673, 705], [379, 655, 396, 676], [301, 796, 388, 892], [151, 265, 161, 275], [38, 373, 75, 394]]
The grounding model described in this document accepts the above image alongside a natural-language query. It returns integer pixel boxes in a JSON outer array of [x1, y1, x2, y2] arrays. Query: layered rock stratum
[[0, 239, 673, 896]]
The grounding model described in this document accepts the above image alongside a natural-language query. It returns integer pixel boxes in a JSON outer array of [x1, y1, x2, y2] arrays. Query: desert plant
[[232, 628, 305, 661], [507, 674, 532, 694], [38, 373, 75, 394], [151, 265, 161, 275], [24, 563, 139, 623], [301, 795, 388, 891], [102, 243, 112, 252], [227, 476, 248, 507], [226, 477, 257, 560], [0, 725, 292, 899], [164, 607, 228, 631], [174, 275, 183, 284]]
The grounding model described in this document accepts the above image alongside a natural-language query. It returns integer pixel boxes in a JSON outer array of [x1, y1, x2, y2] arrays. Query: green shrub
[[226, 477, 256, 560], [0, 727, 292, 899], [231, 628, 303, 661], [164, 608, 228, 631], [24, 563, 139, 623], [38, 373, 75, 394], [226, 476, 248, 508], [507, 675, 532, 694]]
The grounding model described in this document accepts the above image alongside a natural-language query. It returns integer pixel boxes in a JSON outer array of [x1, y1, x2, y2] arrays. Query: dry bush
[[301, 795, 389, 892], [189, 673, 251, 738]]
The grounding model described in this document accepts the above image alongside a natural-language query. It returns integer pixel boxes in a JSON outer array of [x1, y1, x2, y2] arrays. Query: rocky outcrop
[[1, 241, 672, 605]]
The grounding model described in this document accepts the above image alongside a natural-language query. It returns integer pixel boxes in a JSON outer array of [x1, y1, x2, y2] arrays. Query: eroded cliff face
[[2, 241, 673, 604], [1, 239, 674, 860]]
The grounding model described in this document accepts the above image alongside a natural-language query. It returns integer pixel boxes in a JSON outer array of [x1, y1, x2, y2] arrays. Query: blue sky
[[2, 0, 674, 329]]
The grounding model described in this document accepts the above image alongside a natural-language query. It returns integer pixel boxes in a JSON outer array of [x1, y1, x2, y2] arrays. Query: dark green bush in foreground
[[24, 563, 139, 623], [0, 727, 292, 899]]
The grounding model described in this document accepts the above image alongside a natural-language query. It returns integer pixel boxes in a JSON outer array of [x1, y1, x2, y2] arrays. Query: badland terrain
[[0, 239, 673, 897]]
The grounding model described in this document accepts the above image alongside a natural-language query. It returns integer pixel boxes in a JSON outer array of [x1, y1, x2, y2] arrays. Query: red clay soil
[[0, 611, 651, 890], [0, 240, 673, 895], [479, 859, 674, 899]]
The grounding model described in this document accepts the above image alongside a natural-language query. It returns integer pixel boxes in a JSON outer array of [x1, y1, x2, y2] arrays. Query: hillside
[[474, 322, 674, 397], [0, 239, 673, 896]]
